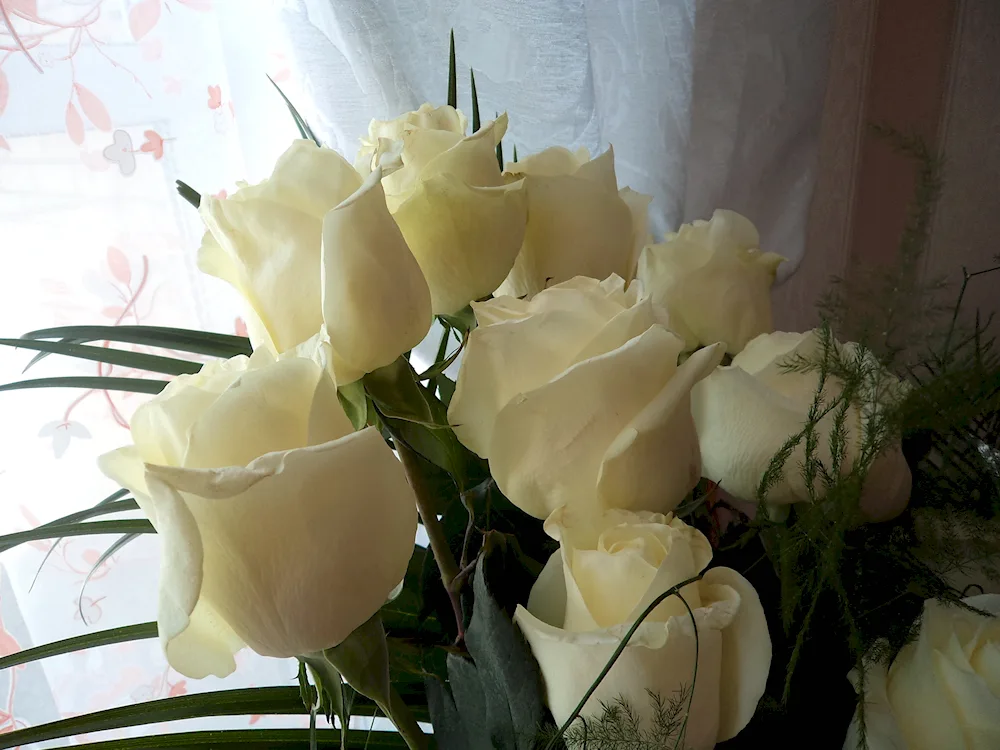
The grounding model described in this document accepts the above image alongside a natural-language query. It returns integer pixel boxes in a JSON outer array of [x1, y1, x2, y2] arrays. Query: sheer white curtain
[[0, 0, 832, 741], [282, 0, 834, 277]]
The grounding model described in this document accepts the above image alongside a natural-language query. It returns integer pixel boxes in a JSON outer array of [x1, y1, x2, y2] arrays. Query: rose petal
[[597, 342, 724, 514], [489, 326, 680, 519], [321, 169, 432, 384], [701, 567, 772, 741], [393, 174, 526, 315], [144, 428, 417, 671]]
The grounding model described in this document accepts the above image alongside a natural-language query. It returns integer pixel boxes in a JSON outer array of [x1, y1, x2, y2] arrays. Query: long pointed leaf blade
[[0, 622, 157, 671], [0, 338, 202, 376], [0, 687, 427, 748], [0, 519, 155, 553], [22, 325, 252, 358], [447, 29, 457, 108], [268, 75, 321, 146], [0, 376, 168, 395], [78, 533, 141, 623], [176, 179, 201, 208], [495, 111, 504, 171], [29, 496, 139, 592], [470, 68, 480, 133], [66, 729, 410, 750]]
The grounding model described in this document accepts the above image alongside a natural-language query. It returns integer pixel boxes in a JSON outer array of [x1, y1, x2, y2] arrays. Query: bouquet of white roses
[[2, 40, 999, 750]]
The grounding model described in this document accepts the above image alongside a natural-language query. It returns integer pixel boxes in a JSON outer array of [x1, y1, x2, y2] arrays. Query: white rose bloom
[[98, 343, 418, 679], [691, 329, 912, 519], [496, 146, 652, 299], [199, 140, 432, 384], [844, 595, 1000, 750], [515, 508, 771, 749], [449, 274, 723, 521], [637, 210, 785, 354]]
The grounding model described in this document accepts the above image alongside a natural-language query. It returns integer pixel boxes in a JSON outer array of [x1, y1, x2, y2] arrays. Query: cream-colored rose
[[844, 596, 1000, 750], [354, 102, 468, 175], [98, 344, 418, 680], [448, 274, 724, 521], [691, 330, 912, 518], [637, 210, 785, 354], [199, 141, 432, 384], [514, 508, 771, 749], [357, 106, 528, 315], [496, 146, 652, 299]]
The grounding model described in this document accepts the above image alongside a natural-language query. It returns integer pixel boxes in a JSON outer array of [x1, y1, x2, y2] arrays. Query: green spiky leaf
[[0, 338, 202, 376], [176, 179, 201, 208], [470, 68, 480, 133], [0, 376, 168, 395], [268, 75, 321, 146], [0, 519, 155, 553], [0, 622, 157, 672], [22, 325, 251, 358], [447, 30, 457, 109]]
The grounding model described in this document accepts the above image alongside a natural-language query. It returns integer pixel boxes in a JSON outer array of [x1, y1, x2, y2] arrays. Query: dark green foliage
[[426, 554, 551, 750]]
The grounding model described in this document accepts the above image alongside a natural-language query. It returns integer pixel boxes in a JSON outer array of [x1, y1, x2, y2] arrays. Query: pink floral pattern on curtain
[[0, 0, 324, 741]]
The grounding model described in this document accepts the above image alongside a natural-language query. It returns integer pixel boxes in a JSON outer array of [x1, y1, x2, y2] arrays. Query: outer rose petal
[[514, 606, 725, 749], [393, 174, 527, 314], [619, 186, 653, 279], [321, 169, 433, 384], [488, 326, 680, 519], [701, 567, 772, 741], [691, 365, 814, 504], [198, 141, 361, 354], [497, 150, 634, 298], [449, 282, 632, 456], [597, 342, 724, 515], [843, 657, 908, 750], [506, 145, 590, 177], [144, 428, 417, 675]]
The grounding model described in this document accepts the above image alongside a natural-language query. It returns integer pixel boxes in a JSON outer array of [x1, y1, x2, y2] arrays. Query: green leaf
[[175, 179, 201, 209], [338, 380, 370, 431], [298, 654, 349, 748], [427, 555, 549, 750], [268, 75, 322, 146], [21, 324, 252, 358], [78, 533, 141, 622], [439, 305, 476, 334], [512, 144, 518, 163], [67, 729, 410, 750], [0, 687, 305, 749], [435, 374, 456, 407], [496, 116, 504, 172], [29, 491, 137, 592], [365, 358, 436, 424], [447, 29, 457, 109], [0, 338, 202, 376], [470, 68, 480, 134], [324, 614, 430, 750], [0, 376, 168, 395], [0, 622, 157, 672], [0, 519, 155, 553], [418, 329, 467, 381]]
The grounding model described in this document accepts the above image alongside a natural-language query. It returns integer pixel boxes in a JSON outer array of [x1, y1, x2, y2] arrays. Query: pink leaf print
[[107, 246, 131, 285], [234, 316, 248, 337], [66, 101, 84, 145], [249, 715, 262, 726], [0, 136, 9, 152], [82, 548, 101, 567], [74, 84, 111, 131], [207, 85, 222, 110], [8, 0, 38, 15], [0, 70, 8, 115], [177, 0, 212, 9], [168, 681, 188, 697], [102, 305, 125, 319], [129, 0, 161, 41], [139, 129, 164, 159]]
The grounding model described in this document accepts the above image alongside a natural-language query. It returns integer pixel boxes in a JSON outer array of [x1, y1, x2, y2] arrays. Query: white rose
[[371, 110, 528, 315], [691, 330, 912, 518], [448, 274, 724, 521], [496, 146, 652, 299], [637, 210, 785, 353], [844, 595, 1000, 750], [355, 102, 468, 174], [514, 508, 771, 749], [98, 345, 418, 679], [199, 141, 432, 384]]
